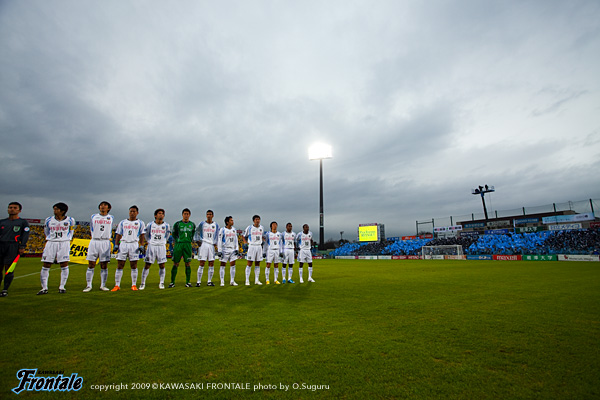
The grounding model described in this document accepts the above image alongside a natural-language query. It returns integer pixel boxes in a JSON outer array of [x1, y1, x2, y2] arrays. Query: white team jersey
[[44, 216, 75, 242], [244, 225, 264, 246], [283, 231, 296, 249], [90, 213, 114, 240], [195, 221, 219, 245], [265, 231, 282, 252], [218, 226, 239, 252], [145, 221, 170, 246], [297, 231, 313, 250], [116, 219, 145, 243]]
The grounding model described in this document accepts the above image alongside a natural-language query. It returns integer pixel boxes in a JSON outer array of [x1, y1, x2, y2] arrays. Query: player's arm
[[165, 224, 171, 243], [217, 228, 224, 253], [213, 223, 220, 250], [44, 217, 51, 239], [262, 232, 268, 255], [114, 232, 123, 247], [68, 218, 76, 241]]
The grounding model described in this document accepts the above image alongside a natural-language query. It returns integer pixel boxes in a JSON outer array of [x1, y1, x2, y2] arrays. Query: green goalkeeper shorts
[[172, 243, 193, 264]]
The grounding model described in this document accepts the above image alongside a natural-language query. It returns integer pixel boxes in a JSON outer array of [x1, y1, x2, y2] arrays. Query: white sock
[[131, 269, 138, 285], [41, 267, 50, 290], [115, 269, 123, 286], [141, 268, 150, 285], [299, 267, 303, 280], [308, 266, 313, 279], [208, 266, 214, 282], [245, 266, 251, 282], [59, 266, 69, 289], [159, 268, 165, 284], [265, 267, 270, 281], [230, 266, 236, 282], [288, 265, 293, 280], [100, 269, 108, 287], [86, 267, 94, 287], [197, 266, 204, 283], [220, 266, 225, 283], [274, 267, 279, 281], [254, 266, 260, 282]]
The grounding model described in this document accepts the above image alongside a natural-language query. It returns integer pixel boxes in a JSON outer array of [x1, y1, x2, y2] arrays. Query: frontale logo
[[12, 369, 83, 394]]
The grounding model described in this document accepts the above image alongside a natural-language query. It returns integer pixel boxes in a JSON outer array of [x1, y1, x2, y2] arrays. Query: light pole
[[309, 143, 332, 251], [471, 185, 495, 221]]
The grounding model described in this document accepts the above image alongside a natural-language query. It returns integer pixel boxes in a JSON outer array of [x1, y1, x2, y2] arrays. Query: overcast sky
[[1, 0, 599, 240]]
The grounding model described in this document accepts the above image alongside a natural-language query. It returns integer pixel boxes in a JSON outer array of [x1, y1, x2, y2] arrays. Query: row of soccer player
[[36, 202, 316, 295]]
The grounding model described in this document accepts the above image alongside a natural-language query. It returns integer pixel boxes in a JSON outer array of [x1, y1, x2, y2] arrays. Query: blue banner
[[464, 222, 485, 228], [514, 218, 539, 225], [484, 229, 511, 235], [467, 255, 493, 260]]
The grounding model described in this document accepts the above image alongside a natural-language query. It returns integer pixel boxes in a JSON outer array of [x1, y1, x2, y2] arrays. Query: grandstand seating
[[330, 228, 600, 257]]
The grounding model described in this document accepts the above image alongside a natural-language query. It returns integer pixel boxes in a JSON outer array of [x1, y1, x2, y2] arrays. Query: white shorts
[[117, 242, 141, 261], [42, 241, 70, 264], [145, 244, 167, 264], [198, 242, 215, 261], [266, 249, 281, 264], [86, 239, 112, 262], [298, 249, 312, 264], [220, 250, 238, 264], [283, 249, 295, 264], [246, 245, 263, 262]]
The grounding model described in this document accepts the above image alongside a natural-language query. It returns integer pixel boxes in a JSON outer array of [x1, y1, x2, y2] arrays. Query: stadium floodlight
[[472, 185, 495, 220], [309, 143, 332, 251]]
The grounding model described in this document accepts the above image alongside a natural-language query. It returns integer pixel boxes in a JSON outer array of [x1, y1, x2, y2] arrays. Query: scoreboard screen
[[358, 224, 379, 242]]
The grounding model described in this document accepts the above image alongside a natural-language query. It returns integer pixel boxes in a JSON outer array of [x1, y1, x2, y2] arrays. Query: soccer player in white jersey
[[243, 215, 264, 285], [83, 201, 114, 292], [38, 202, 75, 295], [282, 222, 296, 284], [217, 216, 239, 286], [140, 209, 170, 290], [112, 205, 146, 291], [296, 224, 315, 283], [264, 221, 283, 285], [195, 210, 219, 287]]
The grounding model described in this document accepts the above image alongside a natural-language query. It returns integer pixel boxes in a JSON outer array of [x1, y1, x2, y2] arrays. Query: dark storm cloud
[[1, 0, 599, 239]]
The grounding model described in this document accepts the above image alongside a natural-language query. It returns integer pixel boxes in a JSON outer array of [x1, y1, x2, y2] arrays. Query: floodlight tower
[[309, 143, 332, 251], [471, 185, 495, 220]]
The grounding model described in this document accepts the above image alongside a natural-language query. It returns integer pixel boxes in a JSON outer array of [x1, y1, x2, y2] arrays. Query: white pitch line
[[13, 267, 62, 279]]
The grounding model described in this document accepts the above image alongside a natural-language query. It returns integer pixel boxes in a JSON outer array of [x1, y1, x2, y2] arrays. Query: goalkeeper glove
[[113, 244, 119, 253], [216, 251, 223, 258]]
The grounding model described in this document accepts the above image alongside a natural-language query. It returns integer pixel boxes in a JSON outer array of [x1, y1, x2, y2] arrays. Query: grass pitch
[[1, 258, 599, 399]]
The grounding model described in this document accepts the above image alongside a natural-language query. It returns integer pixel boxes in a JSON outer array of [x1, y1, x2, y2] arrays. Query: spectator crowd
[[330, 228, 600, 257]]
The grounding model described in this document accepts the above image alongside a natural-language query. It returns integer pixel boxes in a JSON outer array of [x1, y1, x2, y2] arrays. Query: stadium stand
[[331, 228, 600, 257]]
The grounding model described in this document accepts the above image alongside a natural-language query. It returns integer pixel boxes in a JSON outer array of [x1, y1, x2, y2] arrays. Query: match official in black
[[0, 202, 30, 297]]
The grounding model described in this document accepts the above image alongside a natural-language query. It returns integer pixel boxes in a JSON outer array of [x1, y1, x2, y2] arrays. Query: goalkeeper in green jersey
[[169, 208, 196, 287]]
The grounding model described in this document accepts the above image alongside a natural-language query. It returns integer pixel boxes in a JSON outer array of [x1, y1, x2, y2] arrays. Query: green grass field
[[1, 258, 599, 399]]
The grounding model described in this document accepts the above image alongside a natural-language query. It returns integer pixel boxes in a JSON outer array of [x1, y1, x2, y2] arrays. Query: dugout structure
[[421, 245, 464, 259]]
